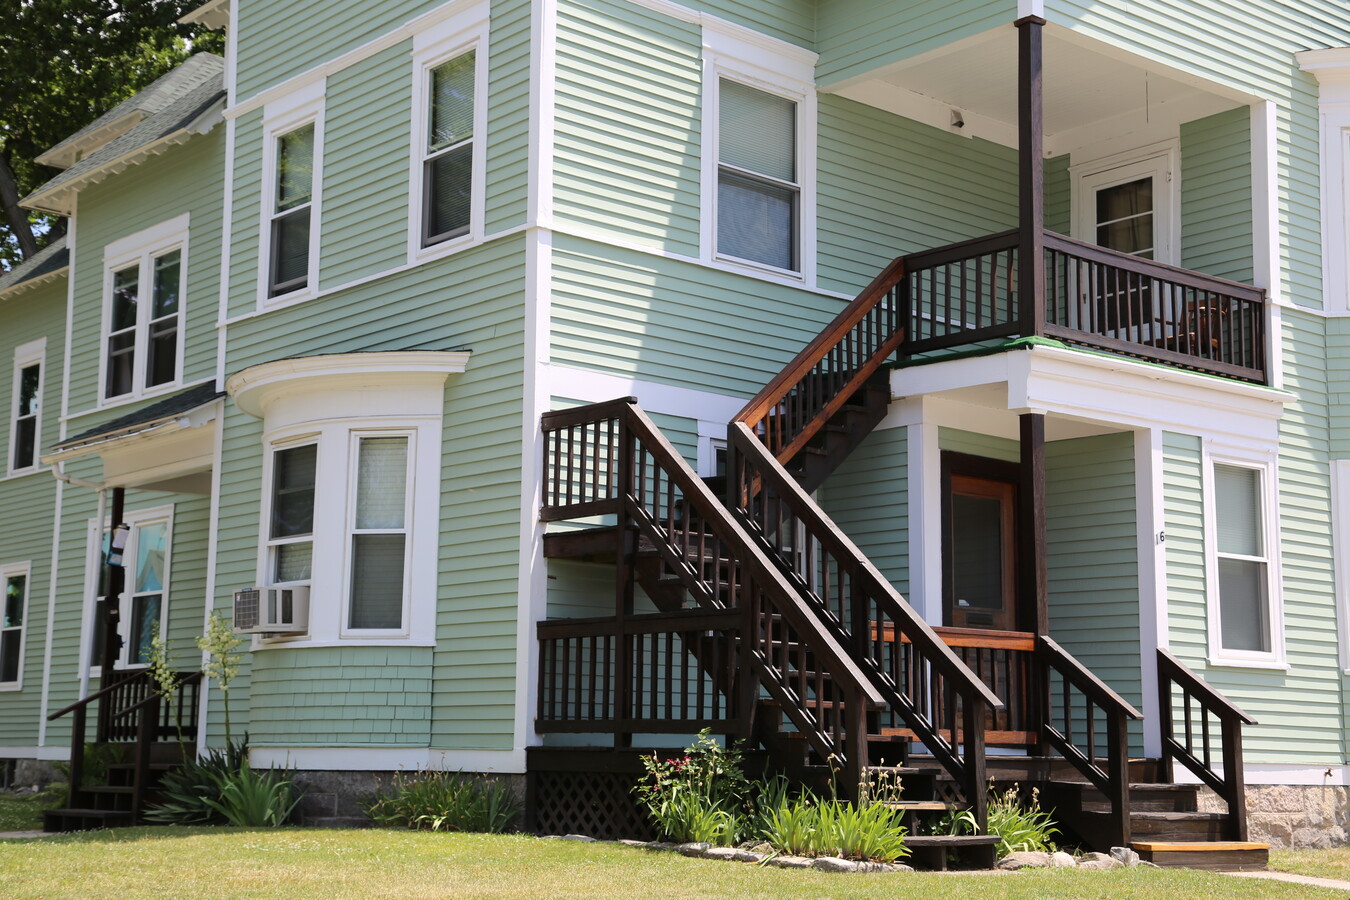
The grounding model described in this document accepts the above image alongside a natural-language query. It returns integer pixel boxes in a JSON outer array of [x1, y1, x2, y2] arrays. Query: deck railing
[[1158, 648, 1256, 841]]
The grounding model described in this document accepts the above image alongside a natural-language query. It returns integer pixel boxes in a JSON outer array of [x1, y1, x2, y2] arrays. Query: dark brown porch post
[[100, 486, 126, 686], [1017, 15, 1046, 338], [1020, 413, 1049, 757]]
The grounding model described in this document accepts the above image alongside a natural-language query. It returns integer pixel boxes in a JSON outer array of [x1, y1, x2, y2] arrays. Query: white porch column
[[1135, 426, 1168, 756], [904, 400, 944, 626]]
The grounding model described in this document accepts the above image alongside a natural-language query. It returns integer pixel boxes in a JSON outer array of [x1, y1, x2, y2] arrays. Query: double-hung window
[[1, 563, 28, 687], [9, 339, 44, 473], [716, 78, 800, 272], [421, 52, 475, 246], [103, 221, 185, 402], [268, 442, 317, 584], [270, 124, 316, 296], [1206, 453, 1282, 666], [347, 435, 412, 631]]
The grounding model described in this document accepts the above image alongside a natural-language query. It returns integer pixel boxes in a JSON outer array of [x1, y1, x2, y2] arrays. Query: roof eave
[[0, 266, 69, 302]]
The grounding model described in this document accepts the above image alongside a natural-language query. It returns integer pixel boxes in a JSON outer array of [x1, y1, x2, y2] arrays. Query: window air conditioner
[[232, 585, 310, 634]]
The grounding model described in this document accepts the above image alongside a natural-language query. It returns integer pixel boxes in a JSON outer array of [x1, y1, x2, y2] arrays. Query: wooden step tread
[[82, 785, 136, 794], [44, 808, 132, 818], [1052, 780, 1198, 792], [1132, 841, 1269, 852], [905, 835, 1001, 846], [878, 801, 955, 811], [1130, 811, 1227, 821]]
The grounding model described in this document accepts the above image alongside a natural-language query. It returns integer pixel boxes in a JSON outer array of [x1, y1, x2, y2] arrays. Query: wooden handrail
[[1158, 648, 1255, 841], [112, 672, 204, 720], [1043, 232, 1266, 303], [1040, 635, 1142, 720], [46, 670, 145, 721]]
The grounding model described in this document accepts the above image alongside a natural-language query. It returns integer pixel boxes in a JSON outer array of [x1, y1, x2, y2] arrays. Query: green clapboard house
[[6, 0, 1350, 865]]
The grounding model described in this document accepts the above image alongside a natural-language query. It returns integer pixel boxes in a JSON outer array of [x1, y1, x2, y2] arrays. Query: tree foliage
[[0, 0, 224, 270]]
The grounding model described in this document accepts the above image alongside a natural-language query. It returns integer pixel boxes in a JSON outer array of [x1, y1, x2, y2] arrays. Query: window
[[268, 442, 317, 584], [421, 52, 475, 246], [1204, 451, 1282, 666], [716, 79, 799, 272], [270, 124, 316, 296], [1071, 145, 1179, 265], [87, 510, 172, 670], [102, 219, 186, 402], [347, 435, 411, 631], [0, 563, 28, 688], [9, 339, 44, 473]]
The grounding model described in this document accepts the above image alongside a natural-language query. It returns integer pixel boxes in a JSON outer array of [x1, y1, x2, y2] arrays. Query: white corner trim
[[0, 745, 71, 761], [248, 746, 526, 773], [36, 477, 64, 744], [226, 350, 471, 419], [1332, 460, 1350, 673], [1017, 0, 1045, 18]]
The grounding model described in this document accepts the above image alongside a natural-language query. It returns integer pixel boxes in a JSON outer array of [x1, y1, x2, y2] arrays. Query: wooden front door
[[942, 454, 1019, 632]]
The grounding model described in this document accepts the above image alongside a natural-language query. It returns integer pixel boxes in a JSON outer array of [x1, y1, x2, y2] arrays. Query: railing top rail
[[1039, 635, 1143, 720], [731, 422, 1003, 710], [538, 608, 742, 635], [46, 670, 149, 721], [1158, 648, 1257, 725], [109, 672, 204, 720], [733, 258, 906, 428], [903, 228, 1020, 271], [1043, 231, 1266, 303], [622, 401, 885, 707], [542, 396, 638, 430]]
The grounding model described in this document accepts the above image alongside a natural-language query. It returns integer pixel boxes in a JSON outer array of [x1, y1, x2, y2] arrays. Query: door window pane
[[951, 494, 1004, 612], [135, 523, 168, 594]]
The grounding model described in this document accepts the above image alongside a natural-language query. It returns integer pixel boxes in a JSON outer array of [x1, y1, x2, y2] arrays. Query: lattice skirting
[[526, 748, 660, 841]]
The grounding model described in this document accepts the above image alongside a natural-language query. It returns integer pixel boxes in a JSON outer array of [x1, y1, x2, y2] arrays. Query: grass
[[1270, 846, 1350, 882], [0, 792, 44, 831], [0, 828, 1344, 900]]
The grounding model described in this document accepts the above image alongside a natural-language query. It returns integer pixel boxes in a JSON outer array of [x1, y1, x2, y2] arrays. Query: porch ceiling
[[825, 24, 1249, 159]]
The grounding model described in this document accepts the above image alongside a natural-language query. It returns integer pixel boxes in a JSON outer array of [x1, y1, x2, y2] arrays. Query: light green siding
[[65, 130, 225, 418], [0, 278, 68, 746], [1180, 108, 1254, 284], [319, 42, 414, 289], [486, 0, 533, 232], [817, 96, 1019, 294], [940, 427, 1019, 463], [249, 647, 433, 747], [554, 0, 702, 256], [825, 426, 908, 597], [226, 110, 264, 320], [1046, 432, 1141, 746], [817, 0, 1014, 87], [1045, 155, 1071, 234]]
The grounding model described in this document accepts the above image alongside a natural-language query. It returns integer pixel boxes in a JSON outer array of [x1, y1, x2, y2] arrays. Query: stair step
[[878, 800, 955, 811], [83, 785, 136, 794], [904, 835, 1001, 872], [42, 808, 133, 833], [1132, 841, 1269, 872]]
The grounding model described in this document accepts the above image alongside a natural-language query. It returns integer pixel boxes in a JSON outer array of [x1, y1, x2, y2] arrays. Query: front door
[[942, 454, 1018, 631]]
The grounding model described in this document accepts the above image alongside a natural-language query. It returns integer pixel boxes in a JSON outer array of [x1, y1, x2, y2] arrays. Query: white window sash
[[0, 562, 31, 689], [8, 338, 45, 475], [342, 431, 415, 636], [257, 82, 325, 309]]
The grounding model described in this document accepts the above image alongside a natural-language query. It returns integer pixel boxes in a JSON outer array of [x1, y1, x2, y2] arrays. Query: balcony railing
[[901, 229, 1267, 383]]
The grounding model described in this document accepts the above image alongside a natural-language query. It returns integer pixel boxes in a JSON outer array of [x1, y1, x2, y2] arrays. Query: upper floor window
[[103, 217, 187, 402], [409, 9, 487, 262], [9, 338, 44, 474], [422, 52, 475, 246], [716, 79, 799, 272], [270, 124, 316, 296], [1, 563, 28, 688]]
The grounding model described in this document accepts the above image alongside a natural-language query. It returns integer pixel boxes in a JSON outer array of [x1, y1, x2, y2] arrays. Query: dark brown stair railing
[[1038, 635, 1141, 847], [1158, 648, 1256, 841], [729, 422, 1002, 827], [541, 399, 885, 793]]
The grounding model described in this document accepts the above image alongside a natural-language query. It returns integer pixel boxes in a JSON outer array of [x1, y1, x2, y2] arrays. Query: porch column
[[1017, 15, 1047, 338], [100, 486, 126, 683], [1018, 414, 1048, 636]]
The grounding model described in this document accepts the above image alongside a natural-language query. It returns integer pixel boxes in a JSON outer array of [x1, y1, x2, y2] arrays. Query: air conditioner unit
[[233, 585, 310, 634]]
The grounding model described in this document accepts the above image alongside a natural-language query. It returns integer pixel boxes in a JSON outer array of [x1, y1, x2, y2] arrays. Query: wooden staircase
[[537, 244, 1262, 869], [43, 669, 201, 832]]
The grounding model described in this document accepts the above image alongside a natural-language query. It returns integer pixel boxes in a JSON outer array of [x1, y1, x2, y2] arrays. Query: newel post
[[1017, 15, 1046, 337]]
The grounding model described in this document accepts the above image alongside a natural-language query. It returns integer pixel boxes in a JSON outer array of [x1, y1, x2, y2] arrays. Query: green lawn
[[0, 793, 44, 831], [1269, 847, 1350, 882], [0, 828, 1344, 900]]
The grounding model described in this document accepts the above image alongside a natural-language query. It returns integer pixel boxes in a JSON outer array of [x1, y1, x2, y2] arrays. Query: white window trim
[[0, 560, 32, 691], [1201, 444, 1285, 668], [341, 429, 417, 637], [8, 337, 46, 477], [99, 215, 190, 408], [1070, 140, 1181, 266], [700, 29, 817, 287], [263, 434, 318, 592], [257, 80, 326, 310], [83, 505, 175, 675], [406, 8, 489, 265], [257, 415, 441, 647]]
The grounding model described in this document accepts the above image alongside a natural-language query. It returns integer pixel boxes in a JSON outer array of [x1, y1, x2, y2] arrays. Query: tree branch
[[0, 152, 39, 261]]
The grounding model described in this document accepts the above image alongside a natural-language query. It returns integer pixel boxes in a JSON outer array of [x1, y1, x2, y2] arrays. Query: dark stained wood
[[1158, 648, 1255, 841], [1017, 16, 1046, 339], [100, 487, 126, 682], [1018, 415, 1048, 637], [941, 451, 1021, 632]]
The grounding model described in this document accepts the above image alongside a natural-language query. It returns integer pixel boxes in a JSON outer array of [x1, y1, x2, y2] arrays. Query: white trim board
[[541, 363, 745, 424], [1172, 763, 1350, 788], [249, 746, 526, 773], [0, 745, 71, 762]]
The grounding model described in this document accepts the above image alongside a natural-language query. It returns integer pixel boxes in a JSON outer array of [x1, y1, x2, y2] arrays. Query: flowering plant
[[633, 729, 752, 845]]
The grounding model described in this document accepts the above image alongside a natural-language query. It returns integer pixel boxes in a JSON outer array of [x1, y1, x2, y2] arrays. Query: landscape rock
[[996, 851, 1053, 870], [811, 857, 860, 872], [1077, 852, 1123, 869], [855, 861, 900, 873], [739, 841, 776, 854], [729, 849, 765, 862], [700, 847, 741, 861], [676, 842, 712, 857], [646, 841, 676, 851], [767, 855, 813, 869], [561, 834, 596, 842], [1050, 851, 1078, 868], [1109, 847, 1141, 867]]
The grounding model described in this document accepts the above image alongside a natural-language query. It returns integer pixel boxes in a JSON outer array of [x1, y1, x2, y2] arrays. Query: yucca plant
[[202, 759, 302, 827], [144, 739, 248, 826], [364, 770, 520, 833]]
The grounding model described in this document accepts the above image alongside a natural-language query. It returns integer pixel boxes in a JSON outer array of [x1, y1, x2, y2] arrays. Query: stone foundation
[[9, 758, 60, 790], [289, 770, 526, 829], [1196, 783, 1350, 849]]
